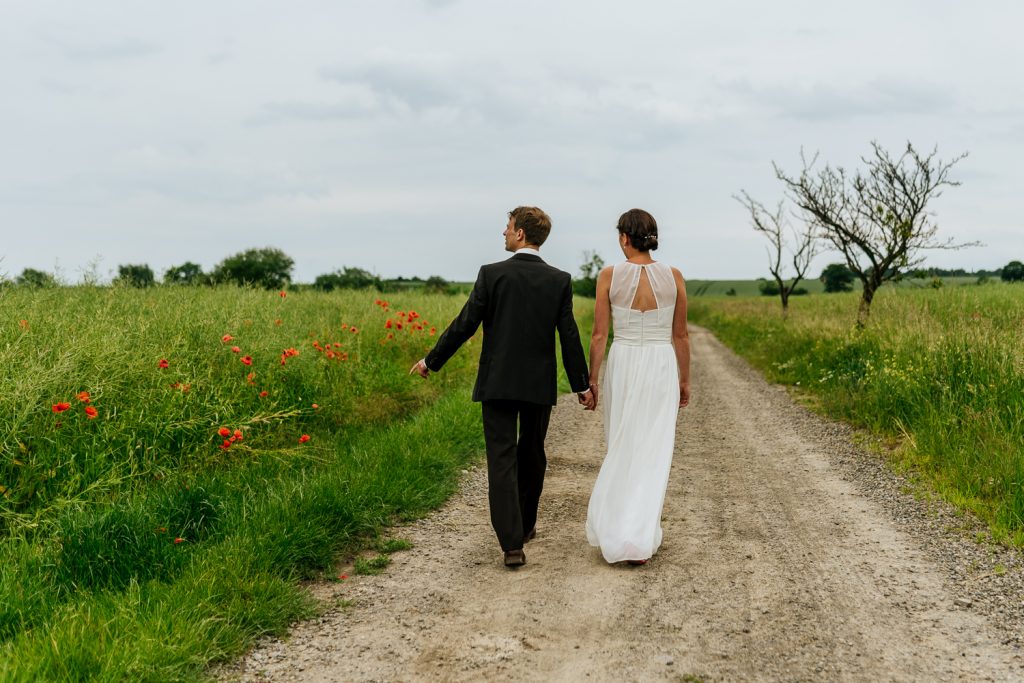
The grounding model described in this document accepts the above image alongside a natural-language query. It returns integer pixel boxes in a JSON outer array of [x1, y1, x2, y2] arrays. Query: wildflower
[[76, 391, 91, 403], [333, 342, 342, 348], [18, 319, 29, 330], [385, 319, 393, 329], [158, 359, 169, 369], [241, 355, 253, 366], [279, 291, 287, 298], [52, 402, 71, 413], [312, 403, 319, 409], [386, 333, 394, 340], [326, 350, 336, 359], [338, 574, 348, 580], [174, 537, 185, 544], [218, 427, 231, 437], [220, 440, 232, 450], [429, 327, 436, 336], [275, 319, 282, 326], [340, 352, 349, 361], [350, 326, 358, 333], [247, 372, 256, 385], [84, 406, 98, 419], [298, 434, 310, 444], [221, 334, 234, 343], [233, 429, 243, 441], [259, 390, 269, 398], [231, 346, 241, 353]]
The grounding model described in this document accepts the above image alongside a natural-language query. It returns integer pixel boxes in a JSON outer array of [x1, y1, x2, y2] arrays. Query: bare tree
[[735, 191, 819, 316], [774, 141, 973, 326]]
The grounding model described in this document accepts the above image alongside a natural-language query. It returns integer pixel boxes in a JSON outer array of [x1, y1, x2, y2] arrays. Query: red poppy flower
[[340, 352, 349, 360], [429, 327, 436, 336], [218, 427, 231, 437], [333, 342, 342, 348], [259, 390, 269, 398], [384, 319, 393, 329], [279, 291, 287, 298], [338, 574, 348, 580], [275, 318, 282, 326], [298, 434, 310, 443], [174, 537, 185, 544], [247, 372, 256, 385], [241, 356, 253, 366], [233, 429, 243, 440], [231, 346, 241, 353], [221, 334, 234, 343], [76, 391, 91, 403], [19, 319, 29, 330], [325, 350, 335, 359], [386, 333, 394, 340], [52, 402, 71, 413], [84, 406, 98, 419], [158, 359, 169, 369], [312, 403, 319, 409], [220, 440, 232, 450]]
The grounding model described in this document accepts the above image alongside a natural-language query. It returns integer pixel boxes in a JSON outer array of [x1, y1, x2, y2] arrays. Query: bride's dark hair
[[616, 209, 659, 252]]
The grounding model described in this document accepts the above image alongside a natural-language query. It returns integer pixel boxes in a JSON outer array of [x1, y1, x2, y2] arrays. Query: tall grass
[[0, 285, 485, 680], [689, 283, 1024, 543]]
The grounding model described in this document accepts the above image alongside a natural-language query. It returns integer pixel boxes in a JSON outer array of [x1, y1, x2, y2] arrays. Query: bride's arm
[[587, 266, 614, 391], [671, 267, 691, 408]]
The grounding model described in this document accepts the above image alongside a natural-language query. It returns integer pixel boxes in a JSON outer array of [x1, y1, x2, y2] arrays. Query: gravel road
[[220, 325, 1024, 682]]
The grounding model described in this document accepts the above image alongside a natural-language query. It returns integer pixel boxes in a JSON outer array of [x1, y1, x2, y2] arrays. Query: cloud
[[724, 78, 957, 121], [44, 35, 160, 62]]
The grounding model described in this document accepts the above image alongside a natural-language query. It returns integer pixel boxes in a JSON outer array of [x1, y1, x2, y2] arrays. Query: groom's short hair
[[509, 206, 551, 247]]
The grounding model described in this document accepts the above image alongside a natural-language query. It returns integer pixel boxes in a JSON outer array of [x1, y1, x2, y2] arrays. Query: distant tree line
[[1, 247, 459, 293]]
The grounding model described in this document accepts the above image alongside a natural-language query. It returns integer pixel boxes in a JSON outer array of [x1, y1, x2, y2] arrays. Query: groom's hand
[[578, 385, 597, 411], [409, 359, 430, 378]]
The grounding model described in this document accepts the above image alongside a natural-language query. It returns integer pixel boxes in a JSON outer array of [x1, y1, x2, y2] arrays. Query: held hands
[[679, 381, 691, 408], [578, 382, 598, 411], [409, 359, 430, 379]]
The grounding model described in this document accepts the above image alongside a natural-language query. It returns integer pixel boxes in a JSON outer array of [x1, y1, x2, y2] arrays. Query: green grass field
[[688, 282, 1024, 544], [0, 285, 591, 681], [685, 276, 981, 297]]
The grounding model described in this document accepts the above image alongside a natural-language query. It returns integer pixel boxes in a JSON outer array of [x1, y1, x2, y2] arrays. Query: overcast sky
[[2, 1, 1021, 283]]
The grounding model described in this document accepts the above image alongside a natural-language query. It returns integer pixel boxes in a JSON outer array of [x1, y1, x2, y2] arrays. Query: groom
[[410, 206, 594, 568]]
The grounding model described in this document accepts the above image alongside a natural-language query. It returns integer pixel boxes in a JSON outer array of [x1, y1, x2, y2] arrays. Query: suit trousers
[[480, 400, 553, 552]]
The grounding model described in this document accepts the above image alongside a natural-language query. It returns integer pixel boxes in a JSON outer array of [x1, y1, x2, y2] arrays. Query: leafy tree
[[16, 268, 57, 288], [212, 247, 294, 290], [757, 279, 780, 296], [775, 141, 974, 326], [1001, 260, 1024, 282], [573, 250, 605, 297], [423, 275, 452, 294], [736, 192, 819, 315], [313, 267, 379, 291], [820, 263, 856, 293], [164, 262, 208, 286], [115, 264, 155, 288]]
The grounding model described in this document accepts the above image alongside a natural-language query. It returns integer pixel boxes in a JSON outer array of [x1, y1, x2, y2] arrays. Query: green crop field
[[688, 283, 1024, 544], [0, 285, 598, 681]]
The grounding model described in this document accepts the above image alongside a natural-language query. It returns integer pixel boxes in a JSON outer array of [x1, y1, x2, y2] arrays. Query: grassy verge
[[0, 285, 484, 681], [688, 284, 1024, 544]]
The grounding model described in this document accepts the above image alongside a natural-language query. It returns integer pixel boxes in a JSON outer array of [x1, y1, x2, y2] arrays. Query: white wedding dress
[[586, 261, 680, 563]]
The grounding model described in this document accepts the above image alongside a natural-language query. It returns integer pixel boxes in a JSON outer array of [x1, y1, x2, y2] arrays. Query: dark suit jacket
[[424, 253, 590, 405]]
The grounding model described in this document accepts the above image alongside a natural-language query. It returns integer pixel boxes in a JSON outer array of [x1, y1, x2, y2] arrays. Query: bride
[[585, 208, 691, 565]]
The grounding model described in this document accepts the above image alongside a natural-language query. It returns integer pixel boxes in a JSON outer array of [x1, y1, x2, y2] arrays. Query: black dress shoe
[[523, 527, 536, 544], [503, 549, 526, 567]]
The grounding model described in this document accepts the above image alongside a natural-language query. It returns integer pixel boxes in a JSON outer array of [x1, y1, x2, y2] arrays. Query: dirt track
[[223, 325, 1024, 682]]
